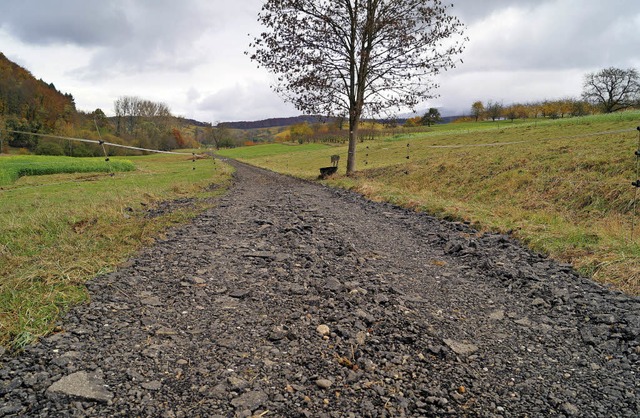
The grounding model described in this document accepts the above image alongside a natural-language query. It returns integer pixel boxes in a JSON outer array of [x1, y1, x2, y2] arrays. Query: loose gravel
[[1, 160, 638, 417]]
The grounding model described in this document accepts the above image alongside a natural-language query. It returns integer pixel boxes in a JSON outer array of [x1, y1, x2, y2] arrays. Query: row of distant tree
[[361, 67, 640, 130], [1, 99, 201, 157], [248, 65, 640, 144], [87, 66, 640, 151], [466, 98, 592, 123], [464, 67, 640, 123], [109, 95, 200, 152]]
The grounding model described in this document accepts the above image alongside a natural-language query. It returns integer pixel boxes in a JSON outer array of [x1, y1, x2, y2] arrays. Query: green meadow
[[0, 155, 135, 186], [219, 111, 640, 295], [0, 153, 233, 349]]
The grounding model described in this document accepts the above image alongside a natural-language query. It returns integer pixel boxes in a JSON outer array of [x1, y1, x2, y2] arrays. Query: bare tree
[[113, 96, 125, 135], [250, 0, 466, 175], [485, 100, 504, 122], [582, 67, 640, 113], [114, 96, 172, 135], [204, 123, 234, 149]]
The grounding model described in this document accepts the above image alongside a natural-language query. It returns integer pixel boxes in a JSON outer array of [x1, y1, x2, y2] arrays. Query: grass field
[[219, 142, 329, 159], [219, 111, 640, 295], [0, 155, 136, 186], [0, 153, 233, 349]]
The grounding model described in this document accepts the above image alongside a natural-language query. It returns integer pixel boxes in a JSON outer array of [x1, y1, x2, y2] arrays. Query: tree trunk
[[346, 116, 359, 175]]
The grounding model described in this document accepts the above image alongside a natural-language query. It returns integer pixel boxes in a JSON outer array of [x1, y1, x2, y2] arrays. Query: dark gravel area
[[1, 160, 638, 417]]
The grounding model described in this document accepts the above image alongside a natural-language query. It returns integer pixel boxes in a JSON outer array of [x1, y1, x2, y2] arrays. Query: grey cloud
[[80, 0, 264, 78], [2, 0, 636, 122], [457, 0, 640, 72], [197, 82, 298, 122], [0, 0, 130, 46], [451, 0, 541, 24], [0, 0, 255, 78], [79, 0, 216, 77]]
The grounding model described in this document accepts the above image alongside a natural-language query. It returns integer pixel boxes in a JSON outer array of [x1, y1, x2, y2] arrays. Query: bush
[[35, 141, 65, 156], [68, 143, 95, 157]]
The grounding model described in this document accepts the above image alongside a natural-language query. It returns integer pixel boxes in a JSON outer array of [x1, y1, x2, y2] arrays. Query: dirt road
[[1, 161, 638, 417]]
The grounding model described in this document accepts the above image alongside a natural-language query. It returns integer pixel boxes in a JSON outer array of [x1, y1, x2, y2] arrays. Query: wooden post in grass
[[0, 123, 5, 154]]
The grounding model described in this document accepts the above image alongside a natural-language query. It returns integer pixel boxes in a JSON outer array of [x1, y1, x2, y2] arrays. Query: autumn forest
[[0, 53, 216, 156]]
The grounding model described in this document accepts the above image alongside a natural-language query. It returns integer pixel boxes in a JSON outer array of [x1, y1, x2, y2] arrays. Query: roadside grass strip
[[0, 153, 233, 349]]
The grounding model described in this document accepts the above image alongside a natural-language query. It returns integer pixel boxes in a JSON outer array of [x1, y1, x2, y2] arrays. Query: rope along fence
[[632, 127, 640, 238], [5, 130, 199, 156], [0, 130, 211, 193]]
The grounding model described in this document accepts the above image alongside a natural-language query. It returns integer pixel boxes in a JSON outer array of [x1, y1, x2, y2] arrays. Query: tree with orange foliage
[[172, 128, 186, 148], [290, 122, 314, 144], [404, 116, 422, 127], [0, 53, 75, 138]]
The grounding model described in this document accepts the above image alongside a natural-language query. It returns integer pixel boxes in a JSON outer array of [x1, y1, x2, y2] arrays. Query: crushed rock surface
[[1, 161, 638, 417]]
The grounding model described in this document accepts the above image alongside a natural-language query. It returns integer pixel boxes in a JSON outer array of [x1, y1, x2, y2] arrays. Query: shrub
[[35, 141, 65, 156]]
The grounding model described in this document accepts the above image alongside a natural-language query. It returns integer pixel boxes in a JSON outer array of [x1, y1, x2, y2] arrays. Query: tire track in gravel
[[1, 160, 638, 417]]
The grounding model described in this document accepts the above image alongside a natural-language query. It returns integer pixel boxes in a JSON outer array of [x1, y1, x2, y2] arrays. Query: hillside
[[221, 115, 338, 129], [0, 54, 203, 155], [0, 52, 76, 134], [219, 114, 460, 132]]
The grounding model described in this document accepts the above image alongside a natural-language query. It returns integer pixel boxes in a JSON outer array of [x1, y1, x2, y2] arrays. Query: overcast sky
[[1, 0, 638, 122]]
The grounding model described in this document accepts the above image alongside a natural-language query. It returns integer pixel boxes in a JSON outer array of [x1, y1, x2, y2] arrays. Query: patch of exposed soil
[[1, 160, 638, 417], [144, 198, 198, 218]]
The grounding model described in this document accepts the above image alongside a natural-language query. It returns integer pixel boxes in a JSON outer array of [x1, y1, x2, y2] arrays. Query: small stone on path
[[316, 324, 330, 336], [141, 380, 162, 391], [230, 390, 268, 410], [229, 289, 251, 299], [316, 379, 333, 389], [489, 310, 505, 320], [141, 296, 162, 307], [562, 402, 580, 416], [443, 339, 479, 356], [46, 371, 113, 403]]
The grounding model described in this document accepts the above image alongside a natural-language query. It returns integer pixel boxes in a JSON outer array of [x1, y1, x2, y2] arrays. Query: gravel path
[[1, 161, 638, 417]]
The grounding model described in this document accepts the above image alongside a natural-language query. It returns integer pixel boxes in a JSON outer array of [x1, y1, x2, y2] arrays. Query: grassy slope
[[220, 112, 640, 295], [0, 154, 233, 348]]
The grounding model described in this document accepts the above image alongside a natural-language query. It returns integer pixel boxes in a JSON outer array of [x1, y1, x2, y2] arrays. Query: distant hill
[[219, 114, 459, 130], [220, 115, 337, 130], [177, 117, 210, 128], [441, 115, 461, 123]]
